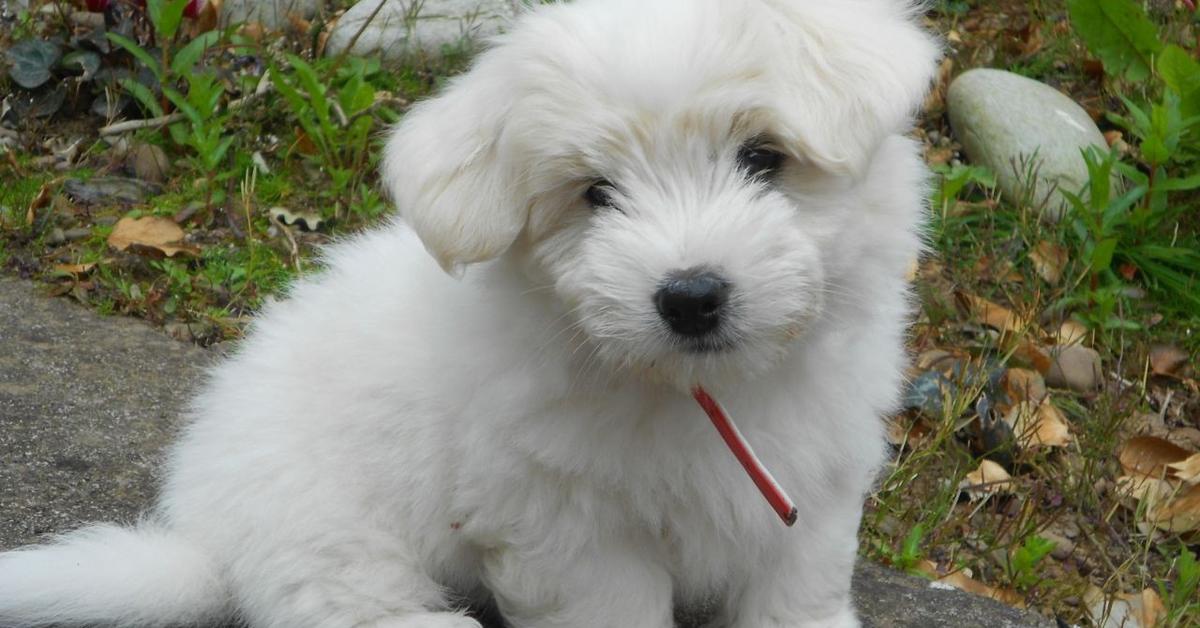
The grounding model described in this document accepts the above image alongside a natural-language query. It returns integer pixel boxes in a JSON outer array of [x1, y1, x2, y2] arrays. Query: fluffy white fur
[[0, 1, 938, 626]]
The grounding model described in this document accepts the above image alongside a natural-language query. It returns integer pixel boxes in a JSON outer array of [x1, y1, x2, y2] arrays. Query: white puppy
[[0, 0, 938, 626]]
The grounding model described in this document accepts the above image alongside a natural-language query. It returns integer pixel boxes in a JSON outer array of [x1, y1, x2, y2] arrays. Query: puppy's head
[[382, 0, 939, 388]]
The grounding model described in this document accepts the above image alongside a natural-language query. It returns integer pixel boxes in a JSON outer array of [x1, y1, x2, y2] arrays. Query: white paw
[[364, 612, 483, 628]]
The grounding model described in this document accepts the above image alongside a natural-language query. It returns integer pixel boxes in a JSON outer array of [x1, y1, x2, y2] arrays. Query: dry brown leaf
[[1055, 319, 1090, 346], [912, 559, 939, 579], [1015, 339, 1054, 374], [926, 146, 954, 166], [1114, 475, 1176, 511], [1002, 368, 1047, 406], [915, 349, 957, 372], [1004, 400, 1072, 449], [1134, 589, 1165, 628], [1118, 436, 1191, 477], [1149, 345, 1190, 377], [107, 216, 200, 258], [52, 262, 96, 276], [959, 459, 1013, 501], [27, 182, 53, 225], [1152, 484, 1200, 533], [1166, 454, 1200, 485], [957, 292, 1027, 335], [1029, 240, 1068, 285], [1088, 588, 1166, 628], [937, 571, 1023, 607]]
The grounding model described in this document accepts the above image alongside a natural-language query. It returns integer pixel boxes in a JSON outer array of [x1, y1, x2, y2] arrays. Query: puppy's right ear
[[381, 54, 524, 275]]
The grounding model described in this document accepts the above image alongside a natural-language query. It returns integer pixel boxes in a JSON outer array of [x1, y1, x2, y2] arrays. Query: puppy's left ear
[[765, 0, 941, 171], [381, 52, 524, 275]]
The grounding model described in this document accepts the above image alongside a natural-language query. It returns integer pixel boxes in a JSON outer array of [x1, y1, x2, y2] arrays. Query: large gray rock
[[221, 0, 321, 30], [0, 277, 1052, 626], [948, 68, 1109, 222], [325, 0, 519, 62], [0, 278, 208, 547]]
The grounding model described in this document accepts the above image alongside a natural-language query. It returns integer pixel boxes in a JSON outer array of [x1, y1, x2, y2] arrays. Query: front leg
[[482, 530, 674, 628], [726, 494, 863, 628]]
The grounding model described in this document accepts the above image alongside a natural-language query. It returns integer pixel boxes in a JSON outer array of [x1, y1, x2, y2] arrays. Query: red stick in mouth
[[693, 386, 798, 527]]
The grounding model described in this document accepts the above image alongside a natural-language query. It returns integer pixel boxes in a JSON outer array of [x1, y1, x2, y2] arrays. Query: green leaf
[[163, 86, 202, 128], [107, 32, 163, 81], [6, 39, 62, 89], [1091, 237, 1119, 271], [61, 50, 101, 81], [1158, 45, 1200, 121], [118, 78, 164, 118], [148, 0, 190, 41], [170, 31, 221, 76], [1067, 0, 1162, 82], [1159, 172, 1200, 192]]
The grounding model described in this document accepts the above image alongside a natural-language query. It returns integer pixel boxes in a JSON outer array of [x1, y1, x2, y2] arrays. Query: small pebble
[[1046, 344, 1102, 393], [94, 216, 118, 227], [47, 228, 66, 245], [927, 130, 941, 145], [63, 227, 92, 241]]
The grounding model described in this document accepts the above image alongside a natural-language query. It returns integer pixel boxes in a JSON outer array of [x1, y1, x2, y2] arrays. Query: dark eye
[[585, 180, 615, 209], [737, 144, 785, 179]]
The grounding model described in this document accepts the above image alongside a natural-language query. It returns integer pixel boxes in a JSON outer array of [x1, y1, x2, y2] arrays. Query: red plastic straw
[[693, 386, 798, 527]]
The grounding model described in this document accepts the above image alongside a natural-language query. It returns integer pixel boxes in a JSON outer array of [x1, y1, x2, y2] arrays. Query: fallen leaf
[[1152, 484, 1200, 533], [1088, 588, 1165, 628], [1113, 475, 1175, 511], [1166, 454, 1200, 485], [1004, 400, 1072, 449], [1149, 345, 1190, 377], [1029, 240, 1068, 285], [27, 181, 53, 224], [1002, 368, 1047, 406], [959, 459, 1013, 501], [937, 570, 1023, 607], [52, 262, 96, 276], [915, 348, 958, 372], [269, 206, 324, 232], [1015, 339, 1054, 374], [107, 216, 200, 258], [1119, 436, 1191, 478], [912, 558, 939, 579], [1055, 319, 1090, 346], [957, 292, 1027, 335], [926, 146, 954, 166]]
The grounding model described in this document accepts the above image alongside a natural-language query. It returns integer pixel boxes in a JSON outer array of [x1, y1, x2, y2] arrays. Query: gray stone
[[948, 68, 1109, 222], [129, 142, 171, 184], [325, 0, 519, 62], [0, 277, 208, 549], [221, 0, 321, 30], [62, 226, 92, 241], [1046, 344, 1103, 393], [0, 277, 1053, 627], [45, 227, 65, 245]]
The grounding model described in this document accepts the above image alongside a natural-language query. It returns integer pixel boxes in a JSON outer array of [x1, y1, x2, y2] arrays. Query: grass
[[2, 0, 1199, 625]]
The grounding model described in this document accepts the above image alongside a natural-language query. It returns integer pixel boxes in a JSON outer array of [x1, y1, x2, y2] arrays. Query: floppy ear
[[381, 52, 524, 275], [763, 0, 941, 172]]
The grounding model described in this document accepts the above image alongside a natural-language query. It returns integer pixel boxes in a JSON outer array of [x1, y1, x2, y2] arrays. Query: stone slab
[[0, 277, 1051, 627], [324, 0, 519, 62]]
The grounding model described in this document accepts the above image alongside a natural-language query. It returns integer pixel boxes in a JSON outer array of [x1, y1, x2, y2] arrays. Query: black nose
[[654, 268, 730, 338]]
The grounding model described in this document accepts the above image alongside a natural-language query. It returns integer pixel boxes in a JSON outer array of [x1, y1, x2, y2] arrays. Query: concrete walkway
[[0, 277, 1051, 627]]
